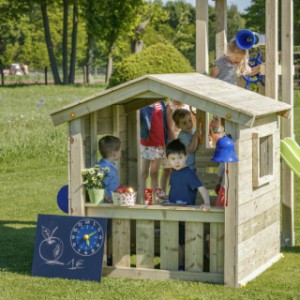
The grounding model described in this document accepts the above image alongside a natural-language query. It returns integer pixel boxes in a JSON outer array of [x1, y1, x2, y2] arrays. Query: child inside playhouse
[[166, 139, 211, 269], [172, 108, 201, 171], [160, 99, 196, 193], [139, 101, 168, 202], [98, 135, 122, 203]]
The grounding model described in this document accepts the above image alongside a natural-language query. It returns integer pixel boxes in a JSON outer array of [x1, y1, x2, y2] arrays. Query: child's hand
[[200, 204, 211, 211]]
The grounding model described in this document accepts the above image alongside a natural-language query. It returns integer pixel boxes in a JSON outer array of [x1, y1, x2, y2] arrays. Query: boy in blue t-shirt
[[166, 139, 210, 209], [98, 135, 121, 203], [166, 139, 210, 270]]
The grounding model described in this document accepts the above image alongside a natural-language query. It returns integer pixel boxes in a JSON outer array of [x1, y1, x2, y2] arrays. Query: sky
[[162, 0, 252, 13]]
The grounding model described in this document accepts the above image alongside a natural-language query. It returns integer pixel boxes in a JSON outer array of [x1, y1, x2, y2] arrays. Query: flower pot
[[87, 188, 105, 204]]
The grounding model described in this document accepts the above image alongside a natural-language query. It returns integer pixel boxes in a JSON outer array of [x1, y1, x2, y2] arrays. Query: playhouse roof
[[50, 73, 291, 127]]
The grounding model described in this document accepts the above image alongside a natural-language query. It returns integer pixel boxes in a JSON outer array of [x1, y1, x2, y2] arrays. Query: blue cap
[[212, 136, 238, 162]]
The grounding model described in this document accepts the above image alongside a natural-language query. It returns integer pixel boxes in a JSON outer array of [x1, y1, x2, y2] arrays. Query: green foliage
[[108, 43, 194, 88]]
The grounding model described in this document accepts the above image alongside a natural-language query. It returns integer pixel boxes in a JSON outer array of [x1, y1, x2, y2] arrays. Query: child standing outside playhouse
[[172, 108, 201, 171], [98, 135, 121, 203], [139, 101, 168, 202]]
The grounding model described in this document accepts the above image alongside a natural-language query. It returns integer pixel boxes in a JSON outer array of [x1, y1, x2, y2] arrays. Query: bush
[[108, 43, 195, 88]]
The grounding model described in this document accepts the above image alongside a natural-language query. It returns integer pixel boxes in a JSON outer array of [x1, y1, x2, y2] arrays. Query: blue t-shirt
[[98, 158, 120, 199], [178, 128, 196, 170], [169, 166, 203, 205]]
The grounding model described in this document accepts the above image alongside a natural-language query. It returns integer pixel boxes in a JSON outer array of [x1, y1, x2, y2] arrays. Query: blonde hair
[[227, 39, 251, 77]]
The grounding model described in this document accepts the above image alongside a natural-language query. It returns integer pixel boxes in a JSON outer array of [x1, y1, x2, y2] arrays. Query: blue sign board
[[32, 214, 107, 282]]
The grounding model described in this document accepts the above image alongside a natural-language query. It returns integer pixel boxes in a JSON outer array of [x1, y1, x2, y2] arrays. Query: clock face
[[70, 218, 104, 256]]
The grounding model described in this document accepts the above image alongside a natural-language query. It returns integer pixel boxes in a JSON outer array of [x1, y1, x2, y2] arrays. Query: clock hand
[[88, 231, 97, 238]]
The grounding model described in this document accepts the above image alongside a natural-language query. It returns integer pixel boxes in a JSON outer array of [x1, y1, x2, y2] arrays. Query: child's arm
[[211, 65, 219, 78], [198, 186, 211, 211], [186, 129, 200, 153], [166, 104, 177, 141]]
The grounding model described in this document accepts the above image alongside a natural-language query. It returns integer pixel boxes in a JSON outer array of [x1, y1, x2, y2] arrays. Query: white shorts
[[140, 145, 165, 160]]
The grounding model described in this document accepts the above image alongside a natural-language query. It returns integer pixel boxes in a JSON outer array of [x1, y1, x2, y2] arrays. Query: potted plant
[[81, 165, 109, 204]]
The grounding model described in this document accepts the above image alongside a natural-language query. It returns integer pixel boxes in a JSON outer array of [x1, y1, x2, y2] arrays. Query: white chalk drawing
[[39, 226, 64, 265], [67, 258, 85, 270]]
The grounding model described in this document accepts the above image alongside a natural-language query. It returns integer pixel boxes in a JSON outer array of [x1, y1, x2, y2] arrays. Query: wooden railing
[[85, 204, 225, 283]]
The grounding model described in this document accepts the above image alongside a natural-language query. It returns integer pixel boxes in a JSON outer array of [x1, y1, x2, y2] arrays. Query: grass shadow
[[0, 220, 37, 275], [281, 246, 300, 254]]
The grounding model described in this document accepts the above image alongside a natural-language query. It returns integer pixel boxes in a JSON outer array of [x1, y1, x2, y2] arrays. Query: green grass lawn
[[0, 86, 300, 300]]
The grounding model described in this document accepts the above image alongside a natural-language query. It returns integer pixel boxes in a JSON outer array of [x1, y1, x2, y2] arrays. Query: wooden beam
[[215, 0, 227, 59], [89, 112, 98, 166], [69, 118, 86, 216], [86, 204, 225, 223], [281, 0, 295, 246], [196, 0, 209, 73], [102, 266, 224, 283], [265, 0, 278, 99]]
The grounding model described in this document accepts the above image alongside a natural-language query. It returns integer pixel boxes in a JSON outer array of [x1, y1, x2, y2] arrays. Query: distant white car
[[10, 63, 23, 75]]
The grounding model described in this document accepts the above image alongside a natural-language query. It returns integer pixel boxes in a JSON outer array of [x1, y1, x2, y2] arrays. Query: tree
[[108, 42, 194, 88], [83, 0, 143, 83], [129, 0, 168, 54]]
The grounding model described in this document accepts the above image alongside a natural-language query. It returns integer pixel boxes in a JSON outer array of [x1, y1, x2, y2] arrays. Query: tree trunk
[[130, 39, 144, 54], [62, 0, 69, 84], [69, 2, 78, 84], [85, 34, 94, 84], [130, 19, 150, 54], [105, 43, 114, 83], [41, 3, 61, 85]]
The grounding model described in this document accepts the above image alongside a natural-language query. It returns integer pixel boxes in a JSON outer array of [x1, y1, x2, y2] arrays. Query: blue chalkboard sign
[[32, 214, 107, 282]]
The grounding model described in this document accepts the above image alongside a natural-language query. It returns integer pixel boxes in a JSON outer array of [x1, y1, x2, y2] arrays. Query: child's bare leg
[[139, 158, 151, 203], [149, 158, 161, 190]]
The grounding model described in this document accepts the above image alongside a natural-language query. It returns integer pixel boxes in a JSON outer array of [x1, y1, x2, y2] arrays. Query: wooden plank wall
[[87, 205, 225, 283], [236, 117, 281, 283]]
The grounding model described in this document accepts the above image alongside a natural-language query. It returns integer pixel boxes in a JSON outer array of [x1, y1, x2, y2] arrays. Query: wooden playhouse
[[50, 72, 291, 287]]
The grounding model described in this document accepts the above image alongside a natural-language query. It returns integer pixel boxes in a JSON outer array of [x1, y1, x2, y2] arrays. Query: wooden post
[[265, 0, 278, 99], [89, 112, 98, 167], [69, 118, 86, 216], [45, 66, 48, 85], [281, 0, 295, 246], [195, 0, 209, 74], [215, 0, 227, 59]]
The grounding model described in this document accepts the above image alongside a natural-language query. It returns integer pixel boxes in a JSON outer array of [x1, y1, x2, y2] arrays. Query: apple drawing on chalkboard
[[39, 226, 64, 264]]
